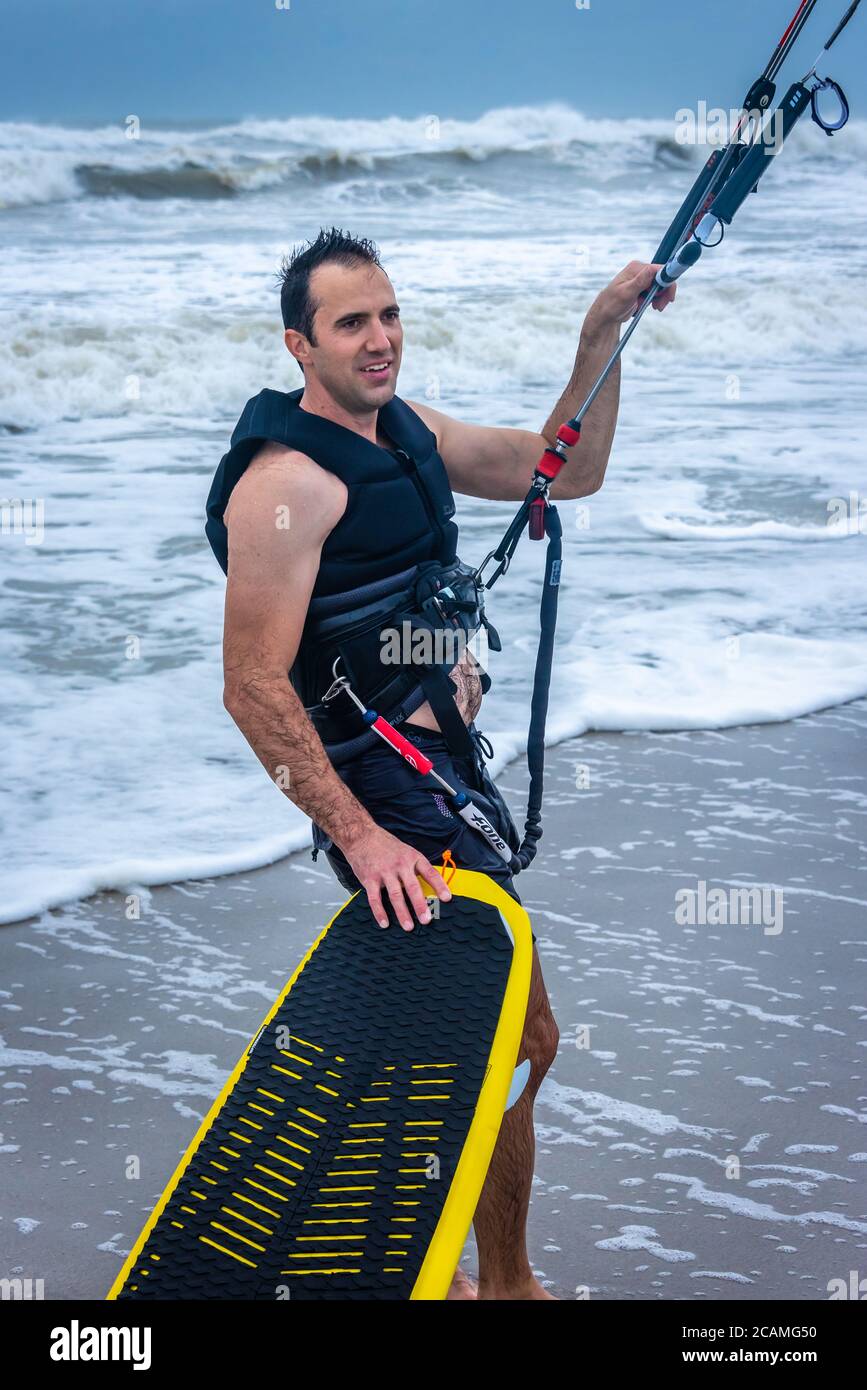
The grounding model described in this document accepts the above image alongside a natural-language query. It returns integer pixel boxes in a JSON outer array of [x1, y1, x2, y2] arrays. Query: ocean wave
[[1, 106, 864, 208], [1, 260, 864, 431], [75, 161, 242, 200]]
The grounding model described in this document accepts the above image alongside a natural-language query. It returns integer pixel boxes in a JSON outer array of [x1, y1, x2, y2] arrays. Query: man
[[206, 227, 675, 1299]]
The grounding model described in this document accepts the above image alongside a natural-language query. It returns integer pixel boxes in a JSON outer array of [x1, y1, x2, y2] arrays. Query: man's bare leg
[[472, 945, 559, 1299]]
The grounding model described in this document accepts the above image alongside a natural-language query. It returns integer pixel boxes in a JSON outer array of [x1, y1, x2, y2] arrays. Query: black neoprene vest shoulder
[[205, 387, 458, 596]]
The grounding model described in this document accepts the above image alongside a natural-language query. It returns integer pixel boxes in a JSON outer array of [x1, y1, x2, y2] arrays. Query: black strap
[[415, 655, 480, 769], [513, 503, 562, 871]]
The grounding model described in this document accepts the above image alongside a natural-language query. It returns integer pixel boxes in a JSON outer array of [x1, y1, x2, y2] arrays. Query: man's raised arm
[[407, 260, 676, 503]]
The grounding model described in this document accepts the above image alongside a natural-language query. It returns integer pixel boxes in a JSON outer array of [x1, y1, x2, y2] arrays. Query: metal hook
[[322, 656, 349, 705]]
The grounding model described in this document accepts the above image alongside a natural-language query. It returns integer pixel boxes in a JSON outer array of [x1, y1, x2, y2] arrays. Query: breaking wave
[[2, 105, 865, 208]]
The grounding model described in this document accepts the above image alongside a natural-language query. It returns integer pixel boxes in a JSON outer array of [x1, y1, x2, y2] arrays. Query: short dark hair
[[278, 227, 383, 345]]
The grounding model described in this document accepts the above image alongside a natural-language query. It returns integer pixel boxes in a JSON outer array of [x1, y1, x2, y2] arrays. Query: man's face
[[286, 260, 403, 412]]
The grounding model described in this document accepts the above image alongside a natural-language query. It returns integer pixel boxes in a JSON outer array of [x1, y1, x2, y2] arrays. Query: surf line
[[330, 0, 862, 877]]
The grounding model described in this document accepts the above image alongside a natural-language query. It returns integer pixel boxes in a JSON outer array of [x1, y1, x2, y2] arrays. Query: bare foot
[[478, 1275, 557, 1300], [445, 1267, 479, 1300]]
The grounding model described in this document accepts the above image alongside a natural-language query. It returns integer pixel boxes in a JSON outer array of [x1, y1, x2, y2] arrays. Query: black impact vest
[[205, 388, 497, 763]]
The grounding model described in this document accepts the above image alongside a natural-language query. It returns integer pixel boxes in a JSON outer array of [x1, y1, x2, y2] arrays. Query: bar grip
[[656, 238, 703, 287]]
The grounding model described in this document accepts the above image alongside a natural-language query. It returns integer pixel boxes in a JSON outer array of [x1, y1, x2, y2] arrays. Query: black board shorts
[[311, 719, 528, 917]]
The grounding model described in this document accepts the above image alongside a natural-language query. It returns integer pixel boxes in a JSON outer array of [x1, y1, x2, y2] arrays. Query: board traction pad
[[109, 871, 532, 1301]]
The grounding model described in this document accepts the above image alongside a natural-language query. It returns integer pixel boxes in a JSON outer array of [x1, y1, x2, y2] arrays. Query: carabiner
[[321, 656, 349, 705], [473, 549, 510, 588]]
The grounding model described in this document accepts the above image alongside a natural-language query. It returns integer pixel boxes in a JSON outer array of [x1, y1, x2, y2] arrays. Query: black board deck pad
[[108, 870, 533, 1301]]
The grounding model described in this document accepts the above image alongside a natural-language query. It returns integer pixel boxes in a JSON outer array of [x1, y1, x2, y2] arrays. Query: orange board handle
[[439, 849, 457, 885]]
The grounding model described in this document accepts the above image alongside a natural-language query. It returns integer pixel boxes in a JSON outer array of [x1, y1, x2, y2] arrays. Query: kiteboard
[[106, 866, 532, 1301]]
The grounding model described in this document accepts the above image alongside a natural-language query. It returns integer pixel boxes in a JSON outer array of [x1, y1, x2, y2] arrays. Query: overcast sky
[[1, 0, 865, 124]]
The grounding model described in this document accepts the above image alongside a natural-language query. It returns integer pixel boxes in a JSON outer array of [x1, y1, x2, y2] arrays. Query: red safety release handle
[[371, 716, 435, 775], [528, 497, 546, 540]]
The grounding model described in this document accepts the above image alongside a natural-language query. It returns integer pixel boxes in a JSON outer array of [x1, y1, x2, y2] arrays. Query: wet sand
[[2, 701, 866, 1300]]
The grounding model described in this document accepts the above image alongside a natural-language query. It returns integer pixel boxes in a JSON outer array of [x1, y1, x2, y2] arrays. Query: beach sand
[[2, 701, 866, 1301]]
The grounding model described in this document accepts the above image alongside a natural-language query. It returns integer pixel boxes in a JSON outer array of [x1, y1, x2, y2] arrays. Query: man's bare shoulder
[[227, 440, 347, 530], [244, 439, 338, 486]]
